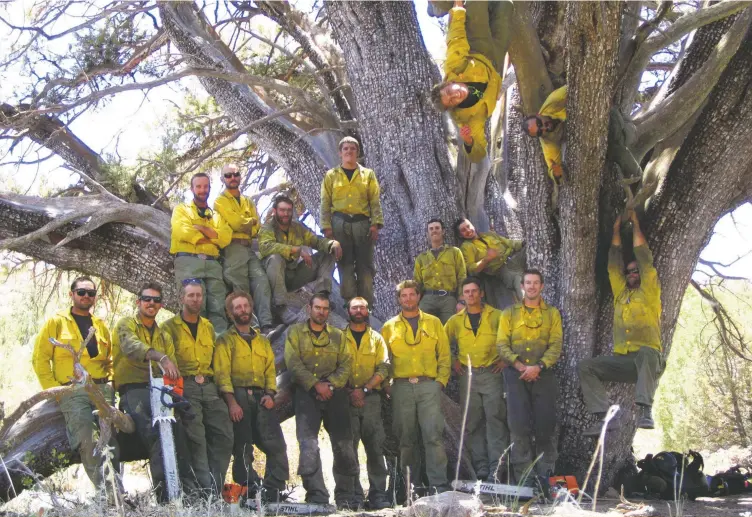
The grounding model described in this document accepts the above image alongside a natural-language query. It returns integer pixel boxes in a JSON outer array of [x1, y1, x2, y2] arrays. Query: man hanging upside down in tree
[[429, 0, 513, 162]]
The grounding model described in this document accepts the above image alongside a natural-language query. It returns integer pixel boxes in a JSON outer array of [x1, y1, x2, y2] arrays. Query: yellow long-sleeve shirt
[[162, 314, 216, 376], [213, 190, 261, 240], [32, 309, 112, 390], [538, 85, 568, 181], [443, 7, 501, 163], [284, 322, 351, 391], [258, 219, 333, 263], [214, 326, 277, 394], [170, 201, 232, 257], [497, 300, 563, 369], [320, 165, 384, 231], [460, 232, 523, 275], [112, 315, 176, 389], [444, 304, 502, 368], [609, 244, 662, 354], [414, 245, 467, 295], [344, 326, 389, 389], [381, 311, 451, 386]]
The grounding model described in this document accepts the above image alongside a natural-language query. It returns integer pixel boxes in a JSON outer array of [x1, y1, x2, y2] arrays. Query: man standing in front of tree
[[334, 297, 391, 510], [498, 269, 562, 485], [414, 218, 467, 324], [163, 280, 233, 497], [320, 137, 383, 306], [445, 277, 508, 482], [381, 280, 451, 494], [32, 276, 119, 494], [213, 163, 275, 334], [214, 291, 289, 503], [579, 211, 663, 436], [113, 282, 180, 502], [170, 172, 232, 333], [284, 293, 356, 508]]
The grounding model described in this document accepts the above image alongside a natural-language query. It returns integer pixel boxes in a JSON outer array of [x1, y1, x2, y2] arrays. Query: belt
[[61, 377, 109, 386], [238, 385, 264, 394], [118, 382, 149, 396], [175, 252, 218, 261], [332, 212, 370, 223], [423, 289, 451, 296], [395, 376, 435, 384], [187, 375, 214, 385], [231, 238, 251, 245]]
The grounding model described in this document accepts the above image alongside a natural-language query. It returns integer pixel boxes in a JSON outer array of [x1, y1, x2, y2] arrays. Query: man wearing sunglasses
[[214, 291, 289, 504], [284, 293, 356, 508], [498, 269, 562, 485], [259, 195, 342, 323], [414, 218, 467, 324], [170, 172, 232, 333], [213, 164, 275, 334], [320, 137, 383, 307], [428, 0, 511, 163], [163, 280, 233, 497], [445, 277, 508, 482], [32, 276, 119, 493], [580, 211, 663, 436], [334, 297, 391, 510], [112, 282, 180, 502], [454, 217, 525, 309], [381, 280, 451, 495]]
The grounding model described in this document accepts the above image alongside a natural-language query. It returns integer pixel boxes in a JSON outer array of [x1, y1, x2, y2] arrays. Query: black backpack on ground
[[629, 450, 709, 500], [709, 466, 752, 496]]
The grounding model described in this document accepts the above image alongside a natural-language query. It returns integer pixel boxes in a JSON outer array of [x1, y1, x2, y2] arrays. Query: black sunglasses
[[626, 267, 640, 275], [182, 278, 202, 286], [534, 117, 544, 138], [139, 295, 162, 303], [224, 172, 241, 179], [74, 289, 97, 297]]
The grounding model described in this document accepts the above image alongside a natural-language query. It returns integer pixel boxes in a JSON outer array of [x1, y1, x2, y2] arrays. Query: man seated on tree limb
[[429, 0, 512, 163], [522, 85, 643, 184], [579, 210, 663, 436]]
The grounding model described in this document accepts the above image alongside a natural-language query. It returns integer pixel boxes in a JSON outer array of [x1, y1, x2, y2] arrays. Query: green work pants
[[231, 387, 289, 493], [222, 243, 273, 328], [293, 387, 357, 504], [331, 216, 374, 305], [333, 392, 388, 505], [391, 379, 449, 490], [419, 293, 458, 325], [178, 379, 233, 496], [458, 368, 509, 481], [58, 384, 120, 490], [428, 1, 514, 73], [503, 367, 557, 482], [119, 386, 172, 502], [263, 253, 335, 307], [481, 249, 526, 310], [578, 347, 663, 414], [173, 255, 228, 333]]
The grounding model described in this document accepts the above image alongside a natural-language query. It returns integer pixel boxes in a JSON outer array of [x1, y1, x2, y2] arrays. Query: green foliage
[[73, 16, 149, 76]]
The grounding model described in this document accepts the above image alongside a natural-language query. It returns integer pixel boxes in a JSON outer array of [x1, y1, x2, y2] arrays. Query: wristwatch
[[537, 361, 546, 371], [362, 387, 370, 394]]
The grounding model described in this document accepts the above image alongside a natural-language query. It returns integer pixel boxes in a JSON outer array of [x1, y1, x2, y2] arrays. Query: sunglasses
[[626, 267, 640, 275], [139, 295, 162, 303], [182, 278, 202, 286], [224, 172, 241, 179], [534, 117, 544, 138], [74, 289, 97, 297]]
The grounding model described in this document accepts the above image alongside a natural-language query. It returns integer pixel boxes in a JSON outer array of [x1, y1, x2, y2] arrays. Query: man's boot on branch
[[636, 404, 655, 429], [582, 412, 620, 437]]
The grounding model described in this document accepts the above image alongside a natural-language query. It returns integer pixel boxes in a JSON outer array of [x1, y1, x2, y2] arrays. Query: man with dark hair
[[414, 218, 467, 323], [334, 297, 391, 510], [113, 282, 180, 502], [259, 195, 342, 322], [170, 172, 232, 333], [214, 164, 275, 334], [498, 269, 562, 484], [444, 276, 508, 481], [320, 137, 383, 306], [580, 211, 663, 436], [381, 280, 451, 494], [284, 293, 356, 508], [214, 291, 289, 502], [32, 276, 119, 493], [163, 280, 233, 496], [455, 217, 525, 309], [428, 0, 512, 162]]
